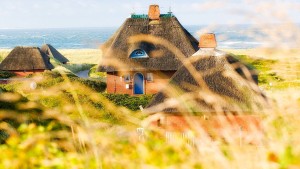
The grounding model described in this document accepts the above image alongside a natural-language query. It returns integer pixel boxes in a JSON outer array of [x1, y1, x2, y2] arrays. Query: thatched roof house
[[0, 47, 54, 76], [145, 33, 266, 115], [98, 9, 198, 72], [41, 44, 69, 64], [97, 5, 199, 95], [142, 34, 266, 143]]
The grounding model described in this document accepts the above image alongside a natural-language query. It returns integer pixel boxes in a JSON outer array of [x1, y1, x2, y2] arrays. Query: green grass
[[0, 71, 16, 78], [89, 65, 106, 79], [231, 53, 300, 89], [234, 54, 282, 85], [61, 63, 95, 73]]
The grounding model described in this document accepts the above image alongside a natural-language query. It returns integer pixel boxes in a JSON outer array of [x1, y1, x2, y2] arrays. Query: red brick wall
[[107, 72, 132, 95], [107, 71, 175, 95]]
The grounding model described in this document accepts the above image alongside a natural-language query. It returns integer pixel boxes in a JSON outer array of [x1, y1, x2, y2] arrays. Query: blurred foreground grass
[[0, 48, 300, 168]]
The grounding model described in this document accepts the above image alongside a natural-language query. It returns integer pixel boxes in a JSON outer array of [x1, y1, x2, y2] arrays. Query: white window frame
[[147, 73, 153, 82], [124, 74, 131, 83]]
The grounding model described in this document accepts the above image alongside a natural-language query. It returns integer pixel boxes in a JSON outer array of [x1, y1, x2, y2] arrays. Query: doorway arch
[[134, 73, 144, 94]]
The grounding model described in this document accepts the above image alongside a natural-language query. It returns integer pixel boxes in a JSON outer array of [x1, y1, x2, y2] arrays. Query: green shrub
[[89, 65, 106, 79], [38, 71, 106, 92], [74, 78, 106, 92], [0, 82, 22, 92], [63, 64, 95, 73], [0, 93, 71, 143], [103, 94, 153, 111], [0, 71, 16, 78]]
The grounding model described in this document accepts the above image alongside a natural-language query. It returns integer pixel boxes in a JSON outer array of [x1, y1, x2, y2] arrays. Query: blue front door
[[134, 73, 144, 94]]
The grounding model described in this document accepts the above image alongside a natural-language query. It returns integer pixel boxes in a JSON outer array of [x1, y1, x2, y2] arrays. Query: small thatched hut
[[0, 47, 54, 76], [41, 44, 69, 64], [143, 34, 267, 143], [97, 4, 199, 95]]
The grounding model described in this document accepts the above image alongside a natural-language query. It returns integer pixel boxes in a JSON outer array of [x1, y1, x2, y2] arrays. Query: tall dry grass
[[1, 40, 299, 169], [0, 1, 300, 168], [59, 49, 102, 64]]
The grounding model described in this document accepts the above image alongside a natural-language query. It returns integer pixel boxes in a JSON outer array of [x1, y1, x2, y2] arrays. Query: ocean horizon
[[0, 24, 298, 49]]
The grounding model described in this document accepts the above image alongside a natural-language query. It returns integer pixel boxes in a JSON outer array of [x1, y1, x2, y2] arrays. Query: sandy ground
[[1, 48, 299, 62], [0, 49, 102, 64]]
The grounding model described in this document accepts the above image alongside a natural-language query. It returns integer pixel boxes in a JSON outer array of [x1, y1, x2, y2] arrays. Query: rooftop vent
[[199, 33, 217, 48], [148, 5, 160, 20]]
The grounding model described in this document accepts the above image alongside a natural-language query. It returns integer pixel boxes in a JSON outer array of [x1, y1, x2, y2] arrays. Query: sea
[[0, 24, 298, 49]]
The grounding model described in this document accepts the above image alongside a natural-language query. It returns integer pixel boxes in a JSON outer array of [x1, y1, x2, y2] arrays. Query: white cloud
[[0, 0, 299, 28]]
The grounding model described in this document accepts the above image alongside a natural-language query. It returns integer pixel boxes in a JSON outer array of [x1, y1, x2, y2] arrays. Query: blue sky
[[0, 0, 299, 29]]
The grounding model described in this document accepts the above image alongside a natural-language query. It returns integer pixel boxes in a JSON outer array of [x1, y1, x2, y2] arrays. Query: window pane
[[130, 49, 149, 58]]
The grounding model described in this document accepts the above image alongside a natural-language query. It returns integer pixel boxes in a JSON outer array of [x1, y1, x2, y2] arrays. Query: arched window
[[129, 49, 148, 58]]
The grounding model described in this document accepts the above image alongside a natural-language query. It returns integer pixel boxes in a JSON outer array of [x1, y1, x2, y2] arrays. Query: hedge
[[103, 94, 153, 111]]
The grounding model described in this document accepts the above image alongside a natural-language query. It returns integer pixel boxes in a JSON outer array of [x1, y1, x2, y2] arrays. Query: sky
[[0, 0, 299, 29]]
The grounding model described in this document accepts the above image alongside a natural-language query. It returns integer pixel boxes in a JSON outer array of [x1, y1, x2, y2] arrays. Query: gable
[[99, 17, 199, 72]]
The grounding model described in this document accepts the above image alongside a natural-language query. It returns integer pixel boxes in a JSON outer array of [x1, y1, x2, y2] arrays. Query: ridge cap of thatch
[[192, 48, 227, 57], [16, 46, 37, 48]]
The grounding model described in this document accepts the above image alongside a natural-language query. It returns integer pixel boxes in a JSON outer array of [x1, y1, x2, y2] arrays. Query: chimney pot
[[148, 5, 160, 20], [199, 33, 217, 48]]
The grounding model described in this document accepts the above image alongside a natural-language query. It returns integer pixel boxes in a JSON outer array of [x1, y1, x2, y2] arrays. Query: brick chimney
[[199, 33, 217, 48], [148, 5, 160, 20]]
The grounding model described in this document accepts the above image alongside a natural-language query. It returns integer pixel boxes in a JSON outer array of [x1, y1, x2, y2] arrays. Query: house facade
[[98, 5, 199, 95], [106, 71, 175, 95]]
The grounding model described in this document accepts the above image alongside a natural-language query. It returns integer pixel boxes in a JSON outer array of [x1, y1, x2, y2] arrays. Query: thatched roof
[[97, 15, 199, 72], [0, 47, 54, 71], [41, 44, 69, 63], [145, 49, 266, 115]]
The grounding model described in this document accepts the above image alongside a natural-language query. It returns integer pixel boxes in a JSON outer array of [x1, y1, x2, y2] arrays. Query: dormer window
[[129, 49, 149, 58]]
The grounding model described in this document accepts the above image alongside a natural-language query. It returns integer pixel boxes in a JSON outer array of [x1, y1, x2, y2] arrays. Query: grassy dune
[[227, 48, 300, 89], [1, 48, 300, 168]]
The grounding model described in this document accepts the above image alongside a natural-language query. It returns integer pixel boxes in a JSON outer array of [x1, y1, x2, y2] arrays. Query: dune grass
[[52, 49, 102, 75], [0, 49, 11, 62], [227, 49, 300, 89], [59, 49, 102, 64], [0, 47, 300, 168]]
